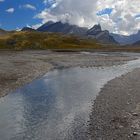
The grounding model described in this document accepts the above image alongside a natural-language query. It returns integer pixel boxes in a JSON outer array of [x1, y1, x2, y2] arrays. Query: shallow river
[[1, 58, 140, 140]]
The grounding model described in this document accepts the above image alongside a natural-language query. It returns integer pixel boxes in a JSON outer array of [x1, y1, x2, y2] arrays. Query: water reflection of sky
[[0, 58, 140, 140]]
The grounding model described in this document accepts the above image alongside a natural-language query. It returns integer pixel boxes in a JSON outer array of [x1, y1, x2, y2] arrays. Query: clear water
[[1, 58, 140, 140]]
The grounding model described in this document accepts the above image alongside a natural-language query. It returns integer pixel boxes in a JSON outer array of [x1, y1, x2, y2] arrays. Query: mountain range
[[1, 21, 140, 45], [36, 21, 140, 45], [36, 21, 117, 44], [111, 31, 140, 45]]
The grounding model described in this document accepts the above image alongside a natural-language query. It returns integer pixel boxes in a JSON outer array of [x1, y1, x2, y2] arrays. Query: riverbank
[[0, 50, 136, 98], [89, 68, 140, 140]]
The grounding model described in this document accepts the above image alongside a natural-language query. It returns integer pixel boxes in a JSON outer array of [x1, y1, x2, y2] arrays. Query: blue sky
[[96, 8, 113, 16], [0, 0, 47, 30]]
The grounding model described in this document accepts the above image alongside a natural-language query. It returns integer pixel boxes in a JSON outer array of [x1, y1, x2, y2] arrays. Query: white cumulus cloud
[[6, 8, 14, 13], [22, 4, 36, 10], [36, 0, 140, 35]]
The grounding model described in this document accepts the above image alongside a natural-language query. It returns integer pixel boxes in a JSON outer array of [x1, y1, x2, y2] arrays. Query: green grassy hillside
[[0, 31, 103, 50], [0, 31, 140, 52]]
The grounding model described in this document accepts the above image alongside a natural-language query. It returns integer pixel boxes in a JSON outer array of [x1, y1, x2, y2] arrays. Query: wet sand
[[89, 69, 140, 140], [0, 50, 135, 97]]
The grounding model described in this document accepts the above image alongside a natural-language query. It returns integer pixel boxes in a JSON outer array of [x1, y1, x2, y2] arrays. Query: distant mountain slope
[[21, 27, 36, 32], [133, 40, 140, 46], [111, 31, 140, 45], [0, 28, 16, 37], [0, 28, 7, 35], [37, 21, 54, 31], [87, 25, 117, 44], [87, 24, 102, 36], [37, 21, 88, 36]]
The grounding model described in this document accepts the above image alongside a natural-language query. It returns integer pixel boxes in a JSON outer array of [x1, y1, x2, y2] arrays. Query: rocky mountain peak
[[87, 24, 102, 36]]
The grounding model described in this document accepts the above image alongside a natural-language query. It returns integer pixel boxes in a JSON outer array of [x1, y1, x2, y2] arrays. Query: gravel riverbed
[[89, 69, 140, 140], [0, 50, 135, 97], [1, 50, 140, 140]]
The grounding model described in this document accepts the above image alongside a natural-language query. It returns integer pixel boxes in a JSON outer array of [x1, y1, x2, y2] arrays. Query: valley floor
[[0, 50, 134, 97], [0, 50, 140, 139]]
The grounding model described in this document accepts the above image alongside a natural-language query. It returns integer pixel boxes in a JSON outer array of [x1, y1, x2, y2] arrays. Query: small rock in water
[[118, 125, 123, 128], [133, 132, 138, 136], [132, 113, 138, 116]]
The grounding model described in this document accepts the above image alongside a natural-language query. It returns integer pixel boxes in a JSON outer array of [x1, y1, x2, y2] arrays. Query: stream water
[[1, 58, 140, 140]]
